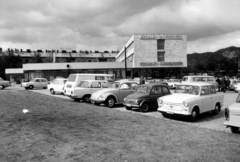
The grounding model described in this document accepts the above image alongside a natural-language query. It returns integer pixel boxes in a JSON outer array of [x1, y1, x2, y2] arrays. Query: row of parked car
[[18, 74, 240, 134]]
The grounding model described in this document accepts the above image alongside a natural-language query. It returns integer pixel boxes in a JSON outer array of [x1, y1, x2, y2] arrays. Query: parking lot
[[6, 84, 238, 134]]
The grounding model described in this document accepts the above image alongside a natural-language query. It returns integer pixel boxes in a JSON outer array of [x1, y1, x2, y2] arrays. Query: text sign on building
[[141, 35, 183, 40], [140, 62, 183, 66]]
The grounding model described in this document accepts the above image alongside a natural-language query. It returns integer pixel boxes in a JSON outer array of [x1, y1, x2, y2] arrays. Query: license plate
[[167, 111, 174, 114]]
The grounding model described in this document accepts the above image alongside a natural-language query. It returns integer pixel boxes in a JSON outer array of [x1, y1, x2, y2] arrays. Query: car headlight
[[183, 101, 188, 107], [157, 98, 163, 104], [98, 94, 108, 100]]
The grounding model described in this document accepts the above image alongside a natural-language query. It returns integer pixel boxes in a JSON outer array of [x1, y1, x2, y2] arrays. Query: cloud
[[0, 0, 240, 53]]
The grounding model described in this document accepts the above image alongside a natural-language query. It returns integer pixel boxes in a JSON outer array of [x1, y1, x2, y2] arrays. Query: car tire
[[189, 108, 199, 122], [212, 104, 220, 115], [125, 106, 132, 110], [162, 112, 170, 118], [105, 97, 115, 108], [140, 102, 149, 113], [74, 99, 80, 102], [83, 95, 91, 103], [25, 87, 28, 90], [1, 85, 5, 89], [50, 89, 55, 95], [230, 126, 239, 133], [29, 85, 34, 89]]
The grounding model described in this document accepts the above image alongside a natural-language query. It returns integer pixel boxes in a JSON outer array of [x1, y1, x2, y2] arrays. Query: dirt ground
[[0, 89, 240, 162]]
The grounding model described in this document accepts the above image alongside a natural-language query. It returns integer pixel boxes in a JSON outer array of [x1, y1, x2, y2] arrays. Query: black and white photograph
[[0, 0, 240, 161]]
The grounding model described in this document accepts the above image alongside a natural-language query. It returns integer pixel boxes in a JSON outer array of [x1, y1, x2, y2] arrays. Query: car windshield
[[174, 85, 200, 95], [68, 75, 77, 82], [236, 94, 240, 103], [109, 82, 120, 89], [77, 81, 89, 88], [136, 86, 150, 93]]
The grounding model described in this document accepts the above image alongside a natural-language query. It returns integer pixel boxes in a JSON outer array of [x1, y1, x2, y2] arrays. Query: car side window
[[208, 77, 215, 82], [91, 82, 101, 88], [102, 82, 109, 88], [41, 79, 47, 82], [120, 83, 131, 90], [162, 86, 170, 94], [36, 79, 40, 82], [151, 86, 163, 95], [132, 83, 139, 90], [201, 86, 210, 95], [209, 86, 216, 94]]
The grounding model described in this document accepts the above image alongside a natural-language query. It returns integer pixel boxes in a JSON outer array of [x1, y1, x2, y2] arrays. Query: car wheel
[[125, 106, 132, 110], [230, 126, 239, 133], [140, 102, 149, 113], [1, 85, 5, 89], [162, 112, 170, 118], [29, 85, 34, 89], [83, 95, 91, 103], [212, 104, 220, 115], [50, 89, 55, 95], [25, 87, 28, 90], [105, 97, 115, 108], [189, 108, 199, 122]]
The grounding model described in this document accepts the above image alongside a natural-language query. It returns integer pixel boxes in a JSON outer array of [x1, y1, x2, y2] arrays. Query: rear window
[[68, 75, 77, 82], [182, 77, 188, 81]]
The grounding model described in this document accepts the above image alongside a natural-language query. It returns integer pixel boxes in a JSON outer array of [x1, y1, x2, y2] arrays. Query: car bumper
[[224, 121, 240, 128], [123, 103, 140, 108], [90, 99, 105, 104], [157, 107, 191, 116]]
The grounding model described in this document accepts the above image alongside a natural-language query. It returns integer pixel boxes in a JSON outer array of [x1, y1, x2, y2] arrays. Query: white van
[[181, 76, 218, 89], [64, 73, 114, 96]]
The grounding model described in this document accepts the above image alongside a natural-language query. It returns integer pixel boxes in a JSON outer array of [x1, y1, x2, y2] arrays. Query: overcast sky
[[0, 0, 240, 53]]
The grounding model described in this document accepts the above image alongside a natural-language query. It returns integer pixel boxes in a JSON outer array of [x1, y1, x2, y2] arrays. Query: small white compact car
[[90, 80, 139, 107], [47, 78, 67, 95], [22, 78, 48, 90], [0, 77, 10, 89], [224, 93, 240, 133], [157, 82, 224, 121], [69, 80, 110, 102]]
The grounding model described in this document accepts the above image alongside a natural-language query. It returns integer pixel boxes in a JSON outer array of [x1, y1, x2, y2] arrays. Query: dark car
[[123, 83, 171, 112]]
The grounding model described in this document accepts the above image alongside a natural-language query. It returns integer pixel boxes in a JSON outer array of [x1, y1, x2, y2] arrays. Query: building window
[[157, 39, 165, 50], [157, 51, 165, 62]]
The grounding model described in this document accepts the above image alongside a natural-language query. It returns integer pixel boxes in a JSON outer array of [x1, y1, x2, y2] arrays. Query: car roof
[[179, 82, 214, 86], [80, 80, 109, 82], [140, 83, 168, 87], [114, 79, 138, 84], [183, 75, 214, 77]]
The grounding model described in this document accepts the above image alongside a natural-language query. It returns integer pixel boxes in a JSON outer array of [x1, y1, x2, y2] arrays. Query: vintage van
[[181, 76, 218, 89], [64, 73, 114, 96]]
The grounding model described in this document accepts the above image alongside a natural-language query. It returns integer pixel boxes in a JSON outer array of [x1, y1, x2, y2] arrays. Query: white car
[[0, 77, 10, 89], [157, 82, 224, 121], [224, 93, 240, 133], [69, 80, 110, 102], [233, 81, 240, 93], [90, 80, 139, 107], [47, 78, 67, 95], [22, 78, 48, 90]]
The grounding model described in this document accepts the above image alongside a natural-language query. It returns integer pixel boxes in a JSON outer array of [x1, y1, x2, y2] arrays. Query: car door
[[149, 86, 164, 108], [90, 81, 102, 94], [41, 79, 48, 88], [55, 80, 63, 92], [118, 83, 132, 103], [200, 86, 213, 113], [35, 79, 41, 88]]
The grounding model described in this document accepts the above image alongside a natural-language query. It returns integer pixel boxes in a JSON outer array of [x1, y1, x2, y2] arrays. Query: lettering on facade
[[140, 62, 183, 66], [141, 35, 183, 40]]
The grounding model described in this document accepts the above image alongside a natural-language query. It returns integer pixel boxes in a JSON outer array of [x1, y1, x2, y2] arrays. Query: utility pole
[[124, 47, 127, 78]]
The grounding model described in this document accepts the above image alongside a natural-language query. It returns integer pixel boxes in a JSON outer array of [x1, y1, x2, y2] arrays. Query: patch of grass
[[0, 90, 240, 162]]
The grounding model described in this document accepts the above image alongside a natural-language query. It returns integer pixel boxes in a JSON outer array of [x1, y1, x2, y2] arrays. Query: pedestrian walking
[[216, 77, 221, 92], [220, 77, 227, 93], [140, 76, 145, 85]]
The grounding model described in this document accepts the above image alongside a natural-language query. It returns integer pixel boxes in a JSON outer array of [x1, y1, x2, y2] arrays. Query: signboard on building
[[140, 34, 183, 40], [140, 62, 183, 66]]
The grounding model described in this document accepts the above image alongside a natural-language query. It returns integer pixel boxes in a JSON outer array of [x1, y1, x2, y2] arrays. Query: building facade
[[116, 34, 187, 79], [5, 34, 187, 82]]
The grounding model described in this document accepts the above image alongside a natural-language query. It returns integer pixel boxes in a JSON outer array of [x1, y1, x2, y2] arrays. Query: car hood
[[161, 93, 198, 103], [126, 92, 149, 99], [92, 88, 117, 97]]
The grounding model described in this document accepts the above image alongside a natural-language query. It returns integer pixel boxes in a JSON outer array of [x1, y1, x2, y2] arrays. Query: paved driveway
[[3, 85, 238, 133]]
